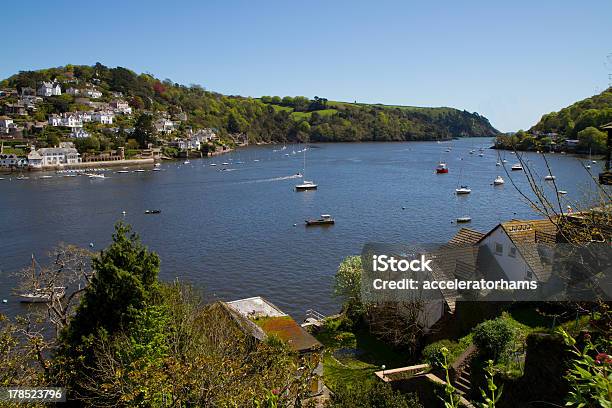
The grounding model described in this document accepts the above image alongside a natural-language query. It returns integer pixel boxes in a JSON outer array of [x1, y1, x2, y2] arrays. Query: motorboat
[[39, 175, 53, 179], [493, 176, 505, 185], [305, 214, 335, 226], [558, 190, 568, 195], [436, 162, 449, 174], [295, 180, 318, 191], [544, 175, 556, 181], [455, 186, 471, 195], [511, 164, 523, 171], [496, 162, 501, 166], [222, 162, 230, 166], [117, 170, 129, 173], [456, 216, 472, 223], [88, 174, 105, 179], [144, 209, 161, 214], [134, 169, 146, 173]]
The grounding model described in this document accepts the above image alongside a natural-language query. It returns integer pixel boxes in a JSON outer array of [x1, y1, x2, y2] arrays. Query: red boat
[[436, 162, 449, 173]]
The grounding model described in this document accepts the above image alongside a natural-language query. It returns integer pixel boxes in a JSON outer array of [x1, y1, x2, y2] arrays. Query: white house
[[92, 111, 114, 124], [66, 87, 80, 96], [36, 146, 81, 167], [475, 219, 556, 283], [48, 113, 83, 129], [69, 128, 90, 139], [27, 148, 43, 169], [154, 118, 175, 134], [110, 100, 132, 115], [83, 88, 102, 98], [0, 117, 15, 134], [177, 138, 201, 150], [193, 128, 217, 143], [37, 81, 62, 97]]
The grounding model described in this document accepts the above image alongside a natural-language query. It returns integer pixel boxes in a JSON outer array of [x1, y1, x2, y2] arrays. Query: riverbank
[[32, 158, 155, 171]]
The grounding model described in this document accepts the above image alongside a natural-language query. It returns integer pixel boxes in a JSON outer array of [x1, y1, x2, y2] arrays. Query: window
[[526, 270, 533, 280], [495, 243, 503, 255], [509, 246, 517, 258]]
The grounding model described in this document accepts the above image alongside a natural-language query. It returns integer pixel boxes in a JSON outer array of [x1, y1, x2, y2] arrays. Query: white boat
[[39, 175, 53, 179], [592, 160, 597, 164], [18, 286, 65, 303], [493, 176, 505, 185], [502, 159, 508, 163], [295, 180, 318, 191], [558, 190, 568, 195], [63, 174, 76, 178], [455, 186, 471, 195], [456, 216, 472, 223], [296, 146, 316, 191], [544, 175, 556, 181], [117, 170, 129, 173], [210, 163, 217, 166], [496, 162, 501, 166], [133, 169, 146, 173], [152, 168, 161, 171], [16, 176, 29, 180], [511, 164, 523, 171], [478, 153, 484, 157], [183, 160, 190, 165], [253, 159, 260, 162], [154, 163, 161, 167], [88, 174, 105, 179], [222, 162, 230, 166]]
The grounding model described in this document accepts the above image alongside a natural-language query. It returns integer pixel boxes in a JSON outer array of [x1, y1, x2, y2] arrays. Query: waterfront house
[[176, 138, 201, 150], [37, 81, 62, 97], [0, 153, 27, 168], [34, 144, 81, 167], [193, 128, 218, 143], [26, 148, 42, 169], [224, 296, 324, 396]]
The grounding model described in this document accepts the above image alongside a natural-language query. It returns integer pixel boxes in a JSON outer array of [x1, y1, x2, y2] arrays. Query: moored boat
[[456, 216, 472, 223], [511, 163, 523, 171], [18, 286, 65, 303], [305, 214, 335, 226], [436, 162, 449, 174], [144, 209, 161, 214], [544, 175, 556, 181], [455, 185, 471, 195], [493, 176, 504, 185]]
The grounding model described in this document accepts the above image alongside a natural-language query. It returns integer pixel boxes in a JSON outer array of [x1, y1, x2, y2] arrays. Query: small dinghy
[[144, 209, 161, 214], [544, 175, 556, 181], [493, 176, 505, 185], [456, 216, 472, 223], [557, 190, 568, 195]]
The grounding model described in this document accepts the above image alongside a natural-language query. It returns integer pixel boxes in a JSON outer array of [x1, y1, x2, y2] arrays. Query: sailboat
[[455, 164, 471, 194], [295, 145, 317, 191], [586, 148, 592, 169], [184, 150, 190, 165]]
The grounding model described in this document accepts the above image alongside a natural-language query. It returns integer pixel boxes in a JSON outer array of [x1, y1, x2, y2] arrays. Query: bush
[[326, 381, 422, 408], [472, 317, 515, 362], [422, 340, 457, 369]]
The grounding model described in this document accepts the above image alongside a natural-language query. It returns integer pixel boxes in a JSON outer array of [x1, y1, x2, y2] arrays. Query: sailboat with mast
[[295, 146, 317, 191]]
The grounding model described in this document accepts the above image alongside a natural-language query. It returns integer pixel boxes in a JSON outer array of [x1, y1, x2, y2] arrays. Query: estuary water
[[0, 138, 604, 318]]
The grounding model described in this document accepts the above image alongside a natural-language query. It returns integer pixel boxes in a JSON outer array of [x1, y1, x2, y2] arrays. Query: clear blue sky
[[3, 1, 611, 132]]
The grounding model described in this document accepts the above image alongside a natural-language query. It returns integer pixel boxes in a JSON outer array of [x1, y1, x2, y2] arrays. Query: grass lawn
[[314, 318, 408, 391], [290, 109, 337, 121]]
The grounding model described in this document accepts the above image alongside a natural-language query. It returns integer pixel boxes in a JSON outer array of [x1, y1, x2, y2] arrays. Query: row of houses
[[48, 111, 115, 129], [170, 128, 218, 150], [0, 142, 81, 169]]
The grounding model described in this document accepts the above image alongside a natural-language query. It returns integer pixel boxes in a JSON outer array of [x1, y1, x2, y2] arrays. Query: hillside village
[[0, 75, 239, 170]]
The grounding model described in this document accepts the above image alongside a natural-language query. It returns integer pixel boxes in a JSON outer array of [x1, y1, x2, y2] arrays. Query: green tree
[[577, 126, 607, 154], [133, 113, 156, 148], [472, 318, 515, 362], [334, 256, 365, 321]]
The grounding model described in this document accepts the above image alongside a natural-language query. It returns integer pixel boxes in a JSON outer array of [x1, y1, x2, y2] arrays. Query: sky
[[2, 1, 611, 132]]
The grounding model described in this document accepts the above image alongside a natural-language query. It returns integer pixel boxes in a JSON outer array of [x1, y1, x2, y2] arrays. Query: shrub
[[422, 339, 457, 369], [472, 317, 515, 362], [326, 381, 422, 408]]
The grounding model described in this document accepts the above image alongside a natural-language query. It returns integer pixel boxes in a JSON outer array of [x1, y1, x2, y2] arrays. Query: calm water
[[0, 138, 604, 318]]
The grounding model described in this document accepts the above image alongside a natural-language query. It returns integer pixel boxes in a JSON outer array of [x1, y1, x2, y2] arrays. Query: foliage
[[132, 113, 156, 148], [439, 347, 461, 408], [530, 87, 612, 138], [577, 126, 607, 154], [477, 360, 503, 408], [326, 381, 422, 408], [423, 340, 460, 370], [559, 327, 612, 407], [472, 318, 515, 362], [334, 256, 365, 321], [3, 64, 500, 147]]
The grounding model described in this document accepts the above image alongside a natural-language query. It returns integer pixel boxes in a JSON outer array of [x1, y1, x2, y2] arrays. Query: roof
[[225, 296, 322, 353], [448, 228, 485, 247], [477, 218, 559, 281]]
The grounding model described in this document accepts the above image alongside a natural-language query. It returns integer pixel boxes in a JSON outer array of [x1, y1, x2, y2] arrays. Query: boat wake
[[238, 174, 303, 184]]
